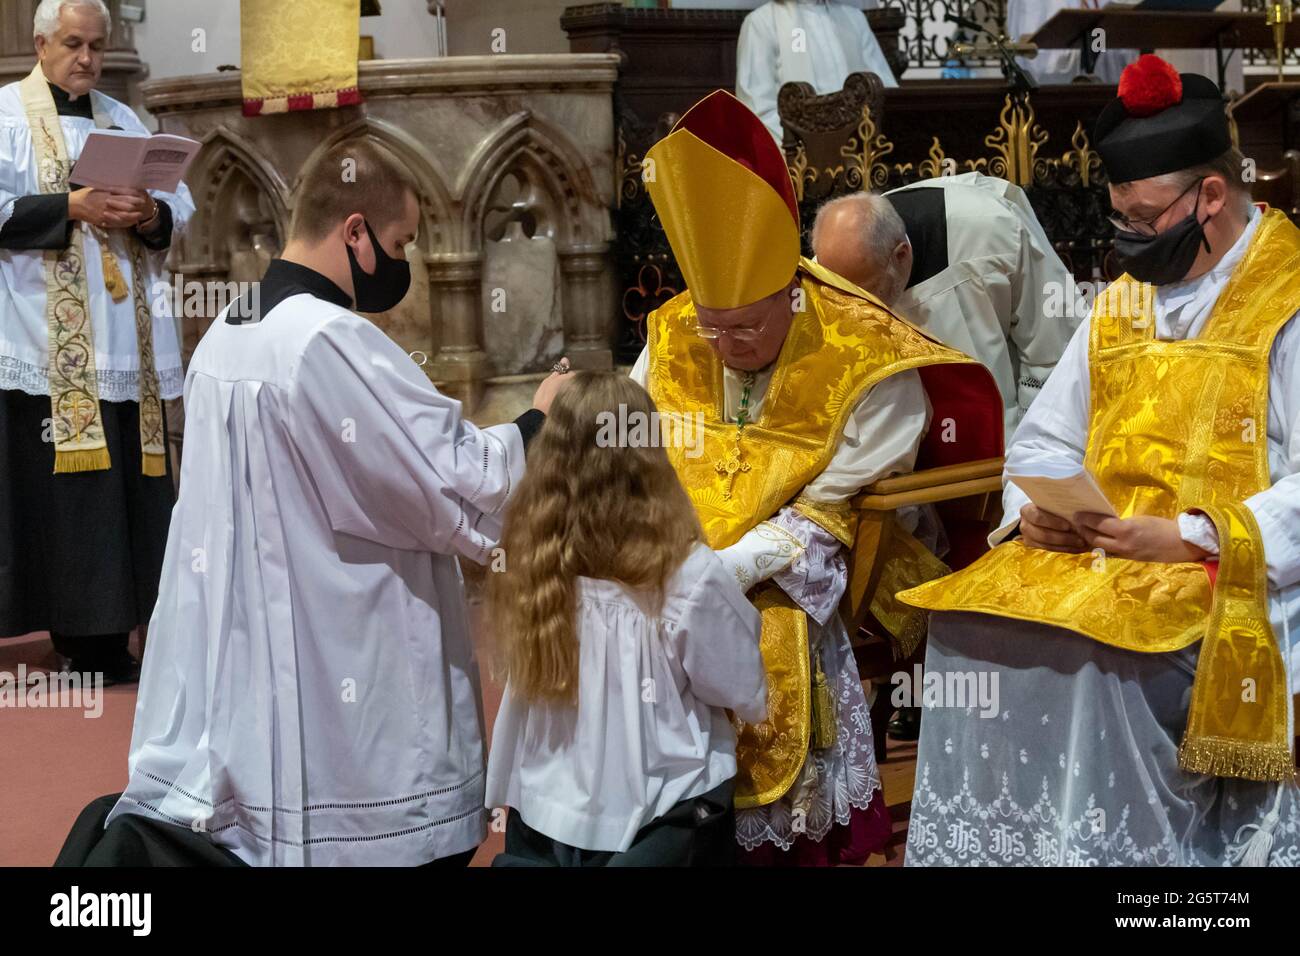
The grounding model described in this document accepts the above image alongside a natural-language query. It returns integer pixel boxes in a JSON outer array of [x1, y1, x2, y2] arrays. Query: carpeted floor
[[0, 626, 915, 867]]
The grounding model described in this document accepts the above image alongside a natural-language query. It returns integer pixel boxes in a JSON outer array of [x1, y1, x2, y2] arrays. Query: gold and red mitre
[[645, 90, 802, 310]]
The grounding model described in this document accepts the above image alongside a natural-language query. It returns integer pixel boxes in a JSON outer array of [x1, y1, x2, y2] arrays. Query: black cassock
[[0, 83, 175, 668]]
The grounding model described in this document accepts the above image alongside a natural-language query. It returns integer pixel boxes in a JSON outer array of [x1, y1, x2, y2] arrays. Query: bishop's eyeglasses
[[693, 314, 773, 343]]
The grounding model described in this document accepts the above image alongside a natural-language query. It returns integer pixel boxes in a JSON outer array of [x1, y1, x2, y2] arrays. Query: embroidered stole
[[18, 64, 165, 476]]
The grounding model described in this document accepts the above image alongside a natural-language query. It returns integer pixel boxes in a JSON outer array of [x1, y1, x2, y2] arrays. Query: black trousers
[[56, 794, 480, 867], [0, 389, 173, 642], [493, 778, 737, 867]]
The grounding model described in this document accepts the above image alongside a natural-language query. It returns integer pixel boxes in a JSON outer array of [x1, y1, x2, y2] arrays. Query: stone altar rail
[[140, 54, 620, 422]]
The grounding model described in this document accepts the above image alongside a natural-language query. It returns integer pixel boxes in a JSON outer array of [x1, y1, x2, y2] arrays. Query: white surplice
[[737, 0, 898, 142], [107, 292, 527, 866], [485, 543, 767, 853], [0, 82, 192, 402], [886, 172, 1082, 441]]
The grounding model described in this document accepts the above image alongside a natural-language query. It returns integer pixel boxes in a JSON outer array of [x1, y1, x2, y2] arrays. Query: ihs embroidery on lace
[[907, 764, 1300, 866]]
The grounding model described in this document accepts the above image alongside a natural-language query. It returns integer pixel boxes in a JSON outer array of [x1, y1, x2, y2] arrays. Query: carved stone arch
[[307, 117, 456, 256], [183, 127, 290, 274], [457, 111, 606, 253]]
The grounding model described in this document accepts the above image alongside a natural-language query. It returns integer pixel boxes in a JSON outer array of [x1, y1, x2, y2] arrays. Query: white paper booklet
[[1006, 461, 1117, 520], [70, 129, 201, 193]]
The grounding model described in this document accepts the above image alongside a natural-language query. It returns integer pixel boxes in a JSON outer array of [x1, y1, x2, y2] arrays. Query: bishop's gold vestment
[[648, 257, 989, 806]]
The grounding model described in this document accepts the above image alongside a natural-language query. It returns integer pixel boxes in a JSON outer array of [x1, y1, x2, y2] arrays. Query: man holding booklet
[[899, 56, 1300, 865], [0, 0, 195, 683]]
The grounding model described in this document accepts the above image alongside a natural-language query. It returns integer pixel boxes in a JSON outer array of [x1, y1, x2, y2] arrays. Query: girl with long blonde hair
[[484, 371, 766, 866]]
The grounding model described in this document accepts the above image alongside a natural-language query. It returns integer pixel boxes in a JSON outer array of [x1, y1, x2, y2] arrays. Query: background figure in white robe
[[737, 0, 898, 143], [0, 0, 193, 680], [813, 172, 1081, 443], [1007, 0, 1135, 84], [103, 139, 569, 866]]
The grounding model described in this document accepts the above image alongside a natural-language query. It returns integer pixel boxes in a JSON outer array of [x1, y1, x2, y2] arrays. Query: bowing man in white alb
[[737, 0, 898, 143], [812, 172, 1082, 442], [98, 139, 571, 866]]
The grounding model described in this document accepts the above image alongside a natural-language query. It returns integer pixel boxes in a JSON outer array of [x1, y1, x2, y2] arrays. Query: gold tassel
[[141, 452, 167, 478], [54, 446, 111, 473], [1178, 736, 1295, 783], [101, 246, 129, 303], [811, 663, 837, 750]]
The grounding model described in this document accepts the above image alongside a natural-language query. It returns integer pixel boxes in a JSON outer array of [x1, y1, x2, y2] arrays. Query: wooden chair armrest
[[852, 457, 1004, 511]]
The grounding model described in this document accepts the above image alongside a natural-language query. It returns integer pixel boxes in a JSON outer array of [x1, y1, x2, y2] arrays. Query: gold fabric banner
[[241, 0, 362, 116]]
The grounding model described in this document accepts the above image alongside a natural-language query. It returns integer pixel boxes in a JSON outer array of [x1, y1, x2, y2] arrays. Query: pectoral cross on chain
[[713, 441, 750, 499]]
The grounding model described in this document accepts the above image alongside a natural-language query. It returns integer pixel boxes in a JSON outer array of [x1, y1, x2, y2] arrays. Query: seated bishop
[[629, 91, 1003, 865], [901, 56, 1300, 866]]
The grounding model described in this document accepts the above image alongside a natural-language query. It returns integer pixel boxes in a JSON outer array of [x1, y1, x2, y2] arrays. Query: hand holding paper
[[1007, 462, 1114, 554], [70, 130, 200, 194], [1007, 462, 1117, 522]]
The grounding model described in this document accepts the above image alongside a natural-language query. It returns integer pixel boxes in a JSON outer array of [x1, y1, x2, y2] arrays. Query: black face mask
[[1113, 209, 1213, 286], [345, 219, 411, 312]]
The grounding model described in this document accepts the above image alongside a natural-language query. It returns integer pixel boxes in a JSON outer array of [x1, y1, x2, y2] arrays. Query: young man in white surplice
[[80, 139, 572, 866]]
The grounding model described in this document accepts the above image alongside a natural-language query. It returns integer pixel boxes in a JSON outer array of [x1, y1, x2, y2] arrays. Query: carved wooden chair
[[777, 71, 887, 206], [837, 363, 1008, 762]]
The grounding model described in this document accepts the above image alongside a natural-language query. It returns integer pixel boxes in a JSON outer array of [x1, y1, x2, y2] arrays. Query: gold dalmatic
[[902, 210, 1300, 781], [19, 64, 166, 476], [649, 258, 986, 806]]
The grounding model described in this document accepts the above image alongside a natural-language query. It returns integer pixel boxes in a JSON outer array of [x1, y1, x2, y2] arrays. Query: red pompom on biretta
[[1118, 54, 1183, 117]]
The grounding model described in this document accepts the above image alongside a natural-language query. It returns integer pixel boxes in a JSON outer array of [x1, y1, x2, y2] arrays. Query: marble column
[[428, 252, 491, 408], [559, 244, 615, 370]]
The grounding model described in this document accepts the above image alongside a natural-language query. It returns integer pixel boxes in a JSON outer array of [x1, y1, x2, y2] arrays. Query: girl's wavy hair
[[485, 370, 702, 704]]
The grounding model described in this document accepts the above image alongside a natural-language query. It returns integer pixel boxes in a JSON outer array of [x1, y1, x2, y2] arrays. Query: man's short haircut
[[288, 138, 419, 243]]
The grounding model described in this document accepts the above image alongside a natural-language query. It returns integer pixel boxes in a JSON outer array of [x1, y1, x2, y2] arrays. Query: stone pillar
[[558, 244, 615, 370], [428, 253, 491, 410]]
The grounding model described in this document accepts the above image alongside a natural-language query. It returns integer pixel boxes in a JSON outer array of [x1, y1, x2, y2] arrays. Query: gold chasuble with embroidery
[[641, 91, 1003, 807], [903, 209, 1300, 782], [648, 260, 999, 805]]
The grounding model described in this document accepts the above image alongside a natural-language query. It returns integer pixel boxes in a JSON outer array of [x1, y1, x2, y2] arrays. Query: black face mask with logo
[[1112, 207, 1213, 287], [346, 219, 411, 312]]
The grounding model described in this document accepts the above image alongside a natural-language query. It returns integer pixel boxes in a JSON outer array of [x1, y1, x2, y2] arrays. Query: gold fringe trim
[[54, 446, 112, 473], [142, 453, 167, 478], [1178, 736, 1296, 782]]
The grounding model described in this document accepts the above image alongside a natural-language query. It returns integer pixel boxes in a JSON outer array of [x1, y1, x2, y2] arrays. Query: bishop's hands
[[531, 357, 574, 415], [1019, 504, 1211, 563], [69, 186, 159, 230]]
